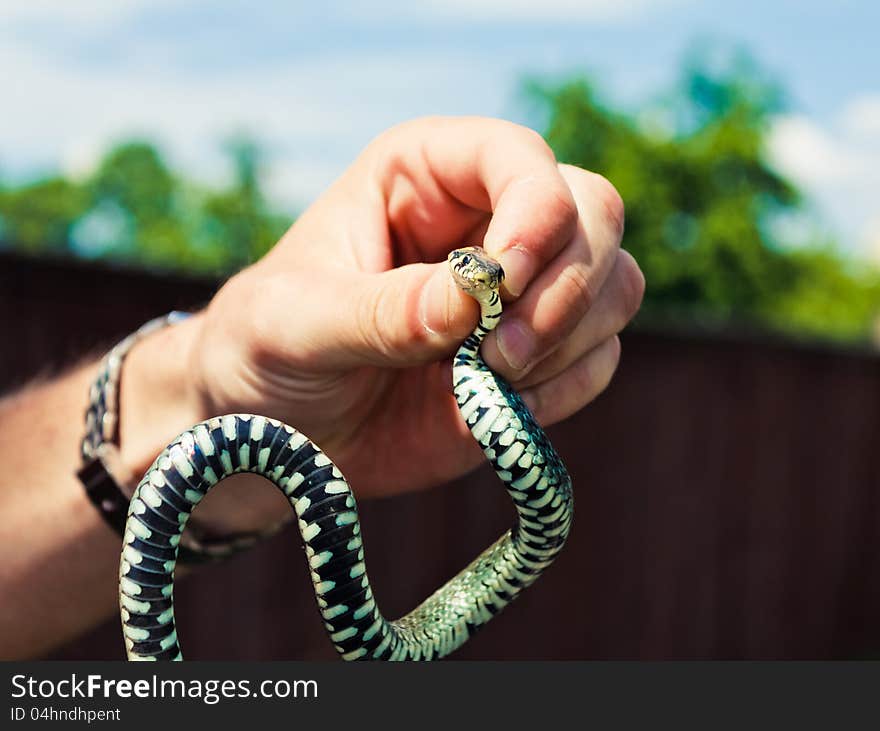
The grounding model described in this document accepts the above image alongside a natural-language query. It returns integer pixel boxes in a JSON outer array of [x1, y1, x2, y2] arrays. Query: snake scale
[[119, 246, 573, 660]]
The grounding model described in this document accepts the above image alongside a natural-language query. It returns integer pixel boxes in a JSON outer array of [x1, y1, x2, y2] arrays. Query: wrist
[[115, 310, 292, 535], [117, 311, 208, 483]]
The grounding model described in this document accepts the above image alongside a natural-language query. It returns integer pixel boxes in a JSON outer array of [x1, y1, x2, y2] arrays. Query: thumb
[[342, 262, 478, 367]]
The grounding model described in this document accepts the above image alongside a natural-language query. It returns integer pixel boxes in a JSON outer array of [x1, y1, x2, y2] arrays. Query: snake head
[[447, 246, 505, 296]]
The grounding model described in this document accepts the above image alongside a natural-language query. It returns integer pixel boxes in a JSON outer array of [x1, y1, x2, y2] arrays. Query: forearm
[[0, 363, 120, 658], [0, 314, 284, 659]]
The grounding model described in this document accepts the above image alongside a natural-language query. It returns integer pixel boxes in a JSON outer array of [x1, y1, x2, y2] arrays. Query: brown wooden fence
[[3, 251, 880, 659]]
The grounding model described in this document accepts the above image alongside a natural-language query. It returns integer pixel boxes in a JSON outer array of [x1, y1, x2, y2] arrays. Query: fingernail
[[419, 267, 459, 336], [419, 274, 443, 334], [496, 318, 536, 372], [497, 246, 534, 298]]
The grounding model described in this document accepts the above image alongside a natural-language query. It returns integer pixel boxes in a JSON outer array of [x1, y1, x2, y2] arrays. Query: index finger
[[374, 116, 578, 295]]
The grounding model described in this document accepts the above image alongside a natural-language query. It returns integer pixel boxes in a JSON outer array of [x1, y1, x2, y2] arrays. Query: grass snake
[[119, 246, 573, 660]]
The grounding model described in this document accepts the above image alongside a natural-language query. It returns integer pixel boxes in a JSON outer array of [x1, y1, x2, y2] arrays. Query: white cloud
[[768, 103, 880, 258], [0, 1, 173, 29], [0, 36, 518, 208], [768, 116, 864, 185], [391, 0, 682, 22], [262, 158, 342, 212], [2, 0, 873, 261], [60, 138, 106, 182], [841, 94, 880, 139], [0, 0, 691, 213]]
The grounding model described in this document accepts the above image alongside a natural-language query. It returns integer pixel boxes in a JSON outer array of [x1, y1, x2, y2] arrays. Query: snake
[[118, 246, 573, 660]]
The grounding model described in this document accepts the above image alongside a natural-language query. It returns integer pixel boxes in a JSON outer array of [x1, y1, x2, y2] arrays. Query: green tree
[[2, 51, 877, 342], [532, 52, 880, 341], [200, 136, 290, 271], [90, 142, 176, 225], [0, 137, 291, 275], [83, 141, 181, 266], [0, 177, 90, 253]]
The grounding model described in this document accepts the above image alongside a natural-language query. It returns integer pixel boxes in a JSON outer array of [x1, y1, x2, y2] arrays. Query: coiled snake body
[[119, 246, 573, 660]]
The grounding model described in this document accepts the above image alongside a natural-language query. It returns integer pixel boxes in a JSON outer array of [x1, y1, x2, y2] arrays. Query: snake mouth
[[448, 246, 505, 294]]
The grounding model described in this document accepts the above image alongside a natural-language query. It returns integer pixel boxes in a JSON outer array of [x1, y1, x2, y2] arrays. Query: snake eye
[[462, 256, 471, 265]]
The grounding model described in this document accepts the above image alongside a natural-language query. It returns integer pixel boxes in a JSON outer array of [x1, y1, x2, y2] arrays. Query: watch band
[[77, 311, 289, 564]]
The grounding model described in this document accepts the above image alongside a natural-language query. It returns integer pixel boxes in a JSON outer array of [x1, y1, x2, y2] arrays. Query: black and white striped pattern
[[119, 247, 573, 660], [119, 414, 374, 660]]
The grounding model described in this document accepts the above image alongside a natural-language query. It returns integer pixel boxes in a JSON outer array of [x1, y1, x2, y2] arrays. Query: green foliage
[[199, 137, 288, 267], [0, 138, 291, 276], [766, 248, 880, 342], [0, 177, 90, 253], [1, 51, 878, 343], [91, 142, 176, 224], [531, 53, 880, 343]]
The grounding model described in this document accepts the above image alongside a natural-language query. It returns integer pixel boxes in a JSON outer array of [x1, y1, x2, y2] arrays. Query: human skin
[[0, 117, 643, 658]]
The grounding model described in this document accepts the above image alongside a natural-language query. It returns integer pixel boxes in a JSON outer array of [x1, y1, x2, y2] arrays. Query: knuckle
[[601, 336, 622, 383], [365, 117, 439, 162], [520, 125, 556, 159], [570, 360, 596, 400], [576, 337, 620, 401], [617, 250, 645, 320], [609, 334, 622, 367], [549, 182, 579, 235], [557, 262, 597, 319], [588, 172, 625, 238], [498, 119, 555, 157], [377, 116, 434, 141]]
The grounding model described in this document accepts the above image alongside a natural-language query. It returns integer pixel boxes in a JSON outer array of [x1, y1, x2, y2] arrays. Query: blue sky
[[2, 1, 878, 256]]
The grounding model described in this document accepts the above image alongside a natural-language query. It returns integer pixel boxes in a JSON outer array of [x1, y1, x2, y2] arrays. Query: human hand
[[122, 116, 643, 525]]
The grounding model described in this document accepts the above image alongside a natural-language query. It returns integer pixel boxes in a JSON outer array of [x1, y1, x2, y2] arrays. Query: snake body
[[119, 246, 573, 660]]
